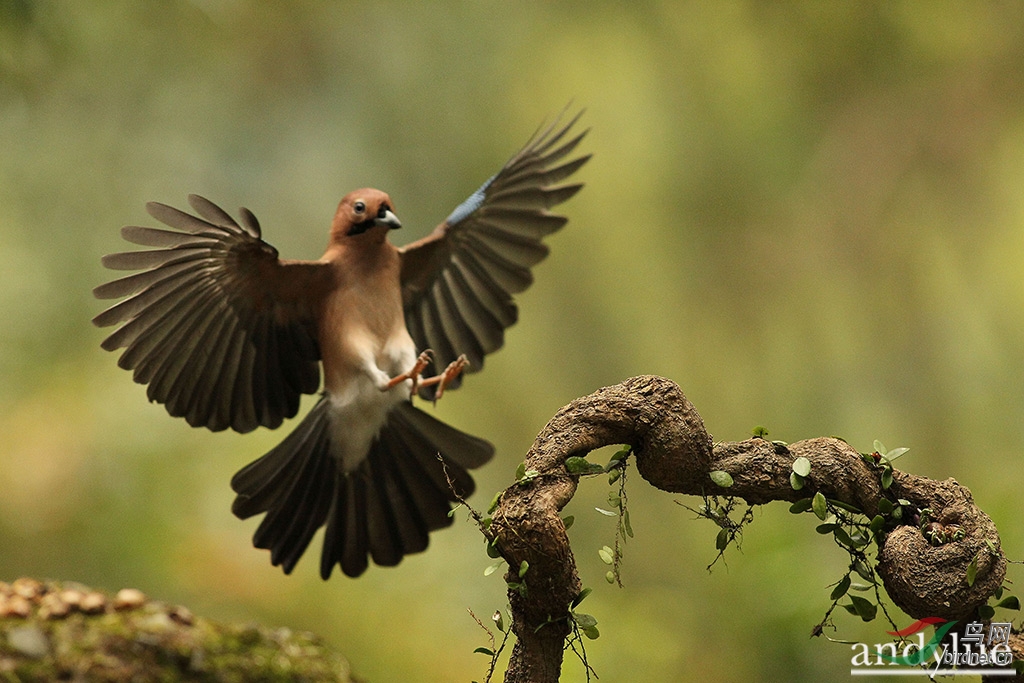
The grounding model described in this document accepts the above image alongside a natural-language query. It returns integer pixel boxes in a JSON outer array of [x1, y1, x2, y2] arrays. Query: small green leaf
[[572, 612, 597, 629], [623, 509, 633, 538], [966, 554, 978, 586], [853, 560, 873, 582], [753, 425, 769, 438], [831, 575, 851, 600], [582, 625, 600, 639], [486, 539, 501, 559], [881, 468, 893, 490], [605, 571, 616, 584], [595, 507, 617, 517], [571, 587, 593, 608], [716, 528, 730, 551], [488, 491, 501, 514], [518, 560, 529, 578], [515, 462, 526, 480], [484, 560, 504, 576], [598, 546, 614, 565], [873, 440, 885, 454], [849, 595, 877, 622], [608, 468, 621, 485], [609, 446, 631, 463], [979, 604, 995, 620], [869, 515, 885, 533], [789, 498, 813, 514], [877, 498, 894, 515], [852, 531, 870, 548], [709, 470, 734, 488], [996, 596, 1020, 610], [562, 515, 575, 530], [474, 647, 495, 656], [565, 456, 603, 475], [607, 491, 621, 508], [492, 610, 505, 632], [886, 447, 909, 461], [986, 539, 998, 554], [792, 457, 811, 477], [812, 492, 828, 520], [833, 527, 855, 548], [790, 472, 805, 490], [828, 499, 863, 514], [816, 523, 840, 534]]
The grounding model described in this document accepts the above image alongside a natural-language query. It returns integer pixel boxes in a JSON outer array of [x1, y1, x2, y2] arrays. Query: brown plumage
[[93, 111, 590, 578]]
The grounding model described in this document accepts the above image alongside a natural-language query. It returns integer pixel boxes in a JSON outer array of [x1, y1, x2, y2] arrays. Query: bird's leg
[[415, 354, 469, 402], [384, 350, 433, 392]]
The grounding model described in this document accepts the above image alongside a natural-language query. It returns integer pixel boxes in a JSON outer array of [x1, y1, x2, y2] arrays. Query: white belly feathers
[[324, 327, 418, 472]]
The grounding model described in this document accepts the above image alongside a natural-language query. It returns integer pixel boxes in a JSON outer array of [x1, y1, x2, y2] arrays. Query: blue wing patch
[[445, 174, 495, 226]]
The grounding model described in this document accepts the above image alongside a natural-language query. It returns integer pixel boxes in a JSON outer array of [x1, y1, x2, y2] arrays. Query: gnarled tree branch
[[488, 375, 1019, 683]]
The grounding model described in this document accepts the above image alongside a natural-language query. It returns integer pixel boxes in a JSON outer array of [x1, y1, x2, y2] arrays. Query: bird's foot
[[384, 350, 434, 392], [417, 354, 469, 403]]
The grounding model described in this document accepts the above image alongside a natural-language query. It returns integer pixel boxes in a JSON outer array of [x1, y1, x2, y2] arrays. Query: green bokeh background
[[2, 2, 1022, 681]]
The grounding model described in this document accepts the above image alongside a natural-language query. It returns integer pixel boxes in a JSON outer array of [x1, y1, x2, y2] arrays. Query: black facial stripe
[[348, 218, 376, 236]]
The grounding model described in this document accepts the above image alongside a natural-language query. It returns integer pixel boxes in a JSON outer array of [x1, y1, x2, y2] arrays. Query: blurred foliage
[[1, 1, 1023, 681]]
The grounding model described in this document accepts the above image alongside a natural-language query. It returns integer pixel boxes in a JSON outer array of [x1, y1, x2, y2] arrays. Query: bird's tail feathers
[[230, 398, 494, 579]]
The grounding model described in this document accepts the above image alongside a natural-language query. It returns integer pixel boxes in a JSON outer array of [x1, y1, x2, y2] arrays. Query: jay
[[93, 112, 589, 578]]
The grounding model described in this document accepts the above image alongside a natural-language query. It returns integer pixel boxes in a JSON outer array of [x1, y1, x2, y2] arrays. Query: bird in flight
[[93, 111, 590, 578]]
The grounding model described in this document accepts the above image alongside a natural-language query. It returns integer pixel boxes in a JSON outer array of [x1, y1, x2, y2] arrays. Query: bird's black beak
[[374, 209, 401, 230]]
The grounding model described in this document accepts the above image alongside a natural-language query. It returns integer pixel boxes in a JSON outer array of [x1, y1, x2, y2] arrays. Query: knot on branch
[[489, 376, 1012, 682], [875, 473, 1006, 620]]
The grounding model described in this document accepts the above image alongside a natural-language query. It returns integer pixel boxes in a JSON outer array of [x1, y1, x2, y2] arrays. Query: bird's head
[[330, 189, 401, 242]]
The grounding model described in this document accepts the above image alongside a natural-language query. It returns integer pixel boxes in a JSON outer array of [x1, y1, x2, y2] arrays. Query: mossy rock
[[0, 578, 358, 682]]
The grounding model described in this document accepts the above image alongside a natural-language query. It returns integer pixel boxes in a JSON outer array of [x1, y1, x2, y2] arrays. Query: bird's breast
[[317, 269, 417, 472], [319, 284, 415, 384]]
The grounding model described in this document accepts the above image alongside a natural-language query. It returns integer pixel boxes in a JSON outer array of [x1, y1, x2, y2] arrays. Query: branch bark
[[488, 375, 1019, 682]]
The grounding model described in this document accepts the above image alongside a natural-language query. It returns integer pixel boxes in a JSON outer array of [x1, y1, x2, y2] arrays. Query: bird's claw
[[388, 351, 468, 403], [385, 349, 434, 391], [407, 350, 433, 394], [432, 354, 469, 403]]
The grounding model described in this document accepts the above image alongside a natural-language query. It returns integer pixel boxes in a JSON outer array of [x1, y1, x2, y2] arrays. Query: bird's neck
[[324, 235, 396, 275]]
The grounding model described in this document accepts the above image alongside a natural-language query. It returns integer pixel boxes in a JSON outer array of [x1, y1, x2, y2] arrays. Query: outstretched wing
[[399, 110, 590, 395], [93, 195, 333, 433]]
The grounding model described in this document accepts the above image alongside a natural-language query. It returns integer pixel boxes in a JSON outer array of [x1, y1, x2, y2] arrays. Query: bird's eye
[[353, 201, 366, 213]]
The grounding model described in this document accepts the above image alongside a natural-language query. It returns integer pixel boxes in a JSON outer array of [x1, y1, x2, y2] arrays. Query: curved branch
[[488, 375, 1016, 683]]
